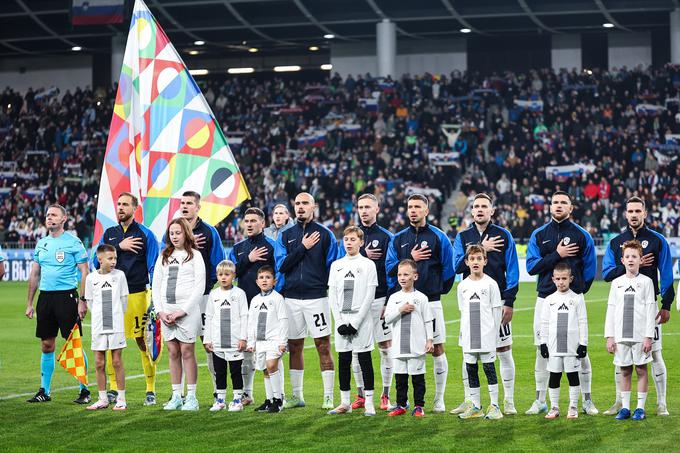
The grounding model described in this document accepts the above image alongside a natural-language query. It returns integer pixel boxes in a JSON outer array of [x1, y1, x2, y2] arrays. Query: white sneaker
[[657, 404, 670, 416], [432, 399, 446, 413], [603, 401, 622, 416], [525, 400, 548, 415], [450, 400, 472, 415], [209, 400, 226, 412], [503, 400, 517, 415], [582, 399, 599, 415], [228, 399, 243, 412]]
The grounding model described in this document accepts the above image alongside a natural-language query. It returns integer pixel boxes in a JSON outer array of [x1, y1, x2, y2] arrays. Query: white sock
[[264, 377, 273, 401], [217, 390, 226, 402], [341, 390, 351, 406], [637, 391, 647, 410], [469, 386, 481, 408], [352, 353, 364, 396], [269, 370, 283, 400], [233, 389, 243, 400], [172, 384, 181, 398], [498, 350, 515, 404], [98, 390, 107, 402], [379, 347, 393, 396], [117, 389, 126, 402], [614, 366, 621, 403], [549, 387, 560, 410], [433, 354, 448, 402], [462, 358, 470, 400], [535, 350, 549, 403], [187, 384, 197, 398], [365, 390, 375, 412], [621, 391, 631, 410], [322, 370, 335, 399], [206, 351, 216, 394], [579, 355, 592, 400], [290, 369, 304, 400], [652, 350, 667, 406], [242, 352, 255, 398], [488, 383, 499, 407], [569, 385, 580, 409], [278, 358, 285, 398]]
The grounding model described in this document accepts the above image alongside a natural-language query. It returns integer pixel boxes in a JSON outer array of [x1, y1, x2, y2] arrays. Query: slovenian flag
[[72, 0, 125, 25]]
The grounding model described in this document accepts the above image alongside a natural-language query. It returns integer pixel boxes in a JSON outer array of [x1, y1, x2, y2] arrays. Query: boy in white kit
[[456, 244, 503, 420], [384, 259, 433, 417], [540, 262, 588, 420], [605, 240, 656, 421], [85, 244, 129, 410], [205, 260, 248, 412], [247, 266, 289, 413], [327, 226, 379, 416]]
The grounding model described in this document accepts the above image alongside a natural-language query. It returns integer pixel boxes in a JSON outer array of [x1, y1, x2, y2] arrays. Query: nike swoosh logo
[[401, 244, 409, 248], [319, 327, 328, 332], [655, 374, 664, 377], [108, 237, 116, 240], [237, 252, 244, 256], [93, 282, 99, 286], [288, 239, 296, 243], [542, 240, 551, 244], [436, 371, 445, 375]]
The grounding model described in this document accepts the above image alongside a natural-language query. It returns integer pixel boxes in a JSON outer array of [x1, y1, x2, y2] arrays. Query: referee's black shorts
[[35, 289, 82, 340]]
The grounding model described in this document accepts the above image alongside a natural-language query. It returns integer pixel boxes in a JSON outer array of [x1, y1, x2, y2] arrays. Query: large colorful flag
[[57, 323, 88, 386], [94, 0, 250, 244]]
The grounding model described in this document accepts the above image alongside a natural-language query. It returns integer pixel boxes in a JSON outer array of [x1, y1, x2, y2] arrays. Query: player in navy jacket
[[274, 192, 338, 409], [385, 194, 454, 413], [601, 196, 675, 416], [452, 193, 519, 415], [525, 191, 598, 416]]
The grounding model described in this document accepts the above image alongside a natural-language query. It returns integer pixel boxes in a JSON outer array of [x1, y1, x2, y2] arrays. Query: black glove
[[345, 324, 358, 336], [337, 324, 349, 336], [540, 344, 549, 359], [576, 344, 587, 358]]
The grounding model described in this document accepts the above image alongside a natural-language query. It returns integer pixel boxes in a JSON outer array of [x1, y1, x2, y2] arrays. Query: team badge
[[420, 240, 428, 248], [371, 240, 379, 248], [641, 240, 649, 249], [563, 237, 571, 245], [55, 250, 65, 263]]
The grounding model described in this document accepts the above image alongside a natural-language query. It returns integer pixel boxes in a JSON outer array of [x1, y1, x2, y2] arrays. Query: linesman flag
[[94, 0, 250, 244], [57, 323, 89, 386]]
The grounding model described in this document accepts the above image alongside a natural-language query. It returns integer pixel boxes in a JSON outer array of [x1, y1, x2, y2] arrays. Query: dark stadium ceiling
[[1, 0, 679, 58]]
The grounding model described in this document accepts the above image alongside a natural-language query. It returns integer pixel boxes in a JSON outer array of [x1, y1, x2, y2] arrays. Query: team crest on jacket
[[563, 237, 571, 245], [641, 240, 649, 249], [55, 250, 65, 263], [371, 240, 379, 248], [420, 240, 428, 248]]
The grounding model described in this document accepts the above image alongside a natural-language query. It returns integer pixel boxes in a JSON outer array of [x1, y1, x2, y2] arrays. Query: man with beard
[[91, 193, 159, 405], [525, 191, 598, 416], [451, 193, 519, 415], [602, 196, 675, 416], [385, 194, 455, 413], [275, 192, 338, 409]]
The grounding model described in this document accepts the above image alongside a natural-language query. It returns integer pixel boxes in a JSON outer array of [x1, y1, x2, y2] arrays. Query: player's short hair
[[216, 260, 236, 274], [182, 191, 201, 202], [244, 207, 265, 219], [626, 196, 646, 209], [257, 265, 276, 277], [464, 244, 487, 260], [622, 240, 643, 257], [296, 192, 315, 204], [117, 192, 139, 207], [398, 259, 417, 272], [551, 190, 571, 202], [358, 193, 378, 203], [554, 261, 572, 274], [96, 244, 116, 255], [272, 203, 289, 213], [473, 193, 493, 205], [407, 193, 429, 207], [343, 225, 364, 240], [46, 204, 67, 216]]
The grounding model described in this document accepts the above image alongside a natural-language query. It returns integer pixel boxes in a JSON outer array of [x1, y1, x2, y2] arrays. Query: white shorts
[[91, 332, 127, 351], [285, 297, 331, 339], [430, 300, 446, 345], [498, 320, 513, 348], [255, 349, 283, 371], [614, 342, 652, 367], [652, 323, 662, 352], [197, 295, 209, 337], [335, 318, 374, 353], [393, 356, 426, 375], [463, 351, 496, 364], [214, 350, 244, 361], [533, 297, 545, 346], [162, 310, 201, 343], [548, 356, 581, 373], [372, 297, 392, 343]]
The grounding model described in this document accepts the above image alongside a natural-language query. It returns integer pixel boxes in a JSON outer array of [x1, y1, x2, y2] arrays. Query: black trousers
[[212, 353, 243, 391], [338, 351, 375, 391], [395, 374, 425, 408]]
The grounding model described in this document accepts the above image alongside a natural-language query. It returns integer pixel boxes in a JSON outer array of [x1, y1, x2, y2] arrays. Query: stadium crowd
[[1, 64, 680, 246]]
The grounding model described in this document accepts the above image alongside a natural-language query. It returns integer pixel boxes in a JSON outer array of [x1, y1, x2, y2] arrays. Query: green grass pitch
[[1, 281, 678, 452]]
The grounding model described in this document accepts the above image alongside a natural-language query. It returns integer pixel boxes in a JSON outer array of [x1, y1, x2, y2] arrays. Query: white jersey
[[205, 286, 248, 352], [247, 290, 289, 349], [85, 269, 129, 335], [540, 289, 588, 356], [384, 289, 433, 358], [457, 275, 502, 354], [605, 273, 656, 343], [152, 249, 205, 316], [328, 253, 378, 329]]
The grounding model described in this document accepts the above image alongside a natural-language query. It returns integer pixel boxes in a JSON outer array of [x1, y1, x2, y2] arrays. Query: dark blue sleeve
[[654, 232, 676, 310], [602, 240, 624, 282], [209, 226, 225, 283], [503, 230, 519, 307], [325, 231, 338, 270], [581, 229, 596, 294], [453, 233, 466, 274], [143, 227, 160, 285], [435, 228, 455, 294], [385, 234, 399, 286], [90, 233, 106, 270], [275, 230, 306, 274], [336, 238, 346, 259], [526, 229, 560, 275]]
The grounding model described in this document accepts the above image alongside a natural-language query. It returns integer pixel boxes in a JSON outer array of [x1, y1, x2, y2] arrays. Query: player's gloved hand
[[337, 324, 349, 336], [345, 324, 358, 336], [576, 344, 587, 358], [540, 344, 549, 358]]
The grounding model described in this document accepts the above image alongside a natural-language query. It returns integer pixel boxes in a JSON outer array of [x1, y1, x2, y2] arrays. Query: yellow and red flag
[[57, 323, 88, 386]]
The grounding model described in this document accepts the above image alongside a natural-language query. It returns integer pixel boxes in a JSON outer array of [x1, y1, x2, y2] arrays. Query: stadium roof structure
[[0, 0, 678, 58]]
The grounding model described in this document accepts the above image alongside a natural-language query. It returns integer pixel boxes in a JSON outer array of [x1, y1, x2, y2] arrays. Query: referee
[[25, 204, 91, 404]]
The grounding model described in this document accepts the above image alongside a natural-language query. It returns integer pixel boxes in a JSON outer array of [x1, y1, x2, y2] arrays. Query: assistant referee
[[25, 204, 91, 404]]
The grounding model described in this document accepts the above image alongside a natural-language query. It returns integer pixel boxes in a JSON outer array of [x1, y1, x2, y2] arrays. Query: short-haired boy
[[456, 245, 503, 420], [540, 261, 588, 420], [205, 260, 248, 412], [384, 259, 433, 417], [85, 244, 129, 410], [605, 240, 656, 420]]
